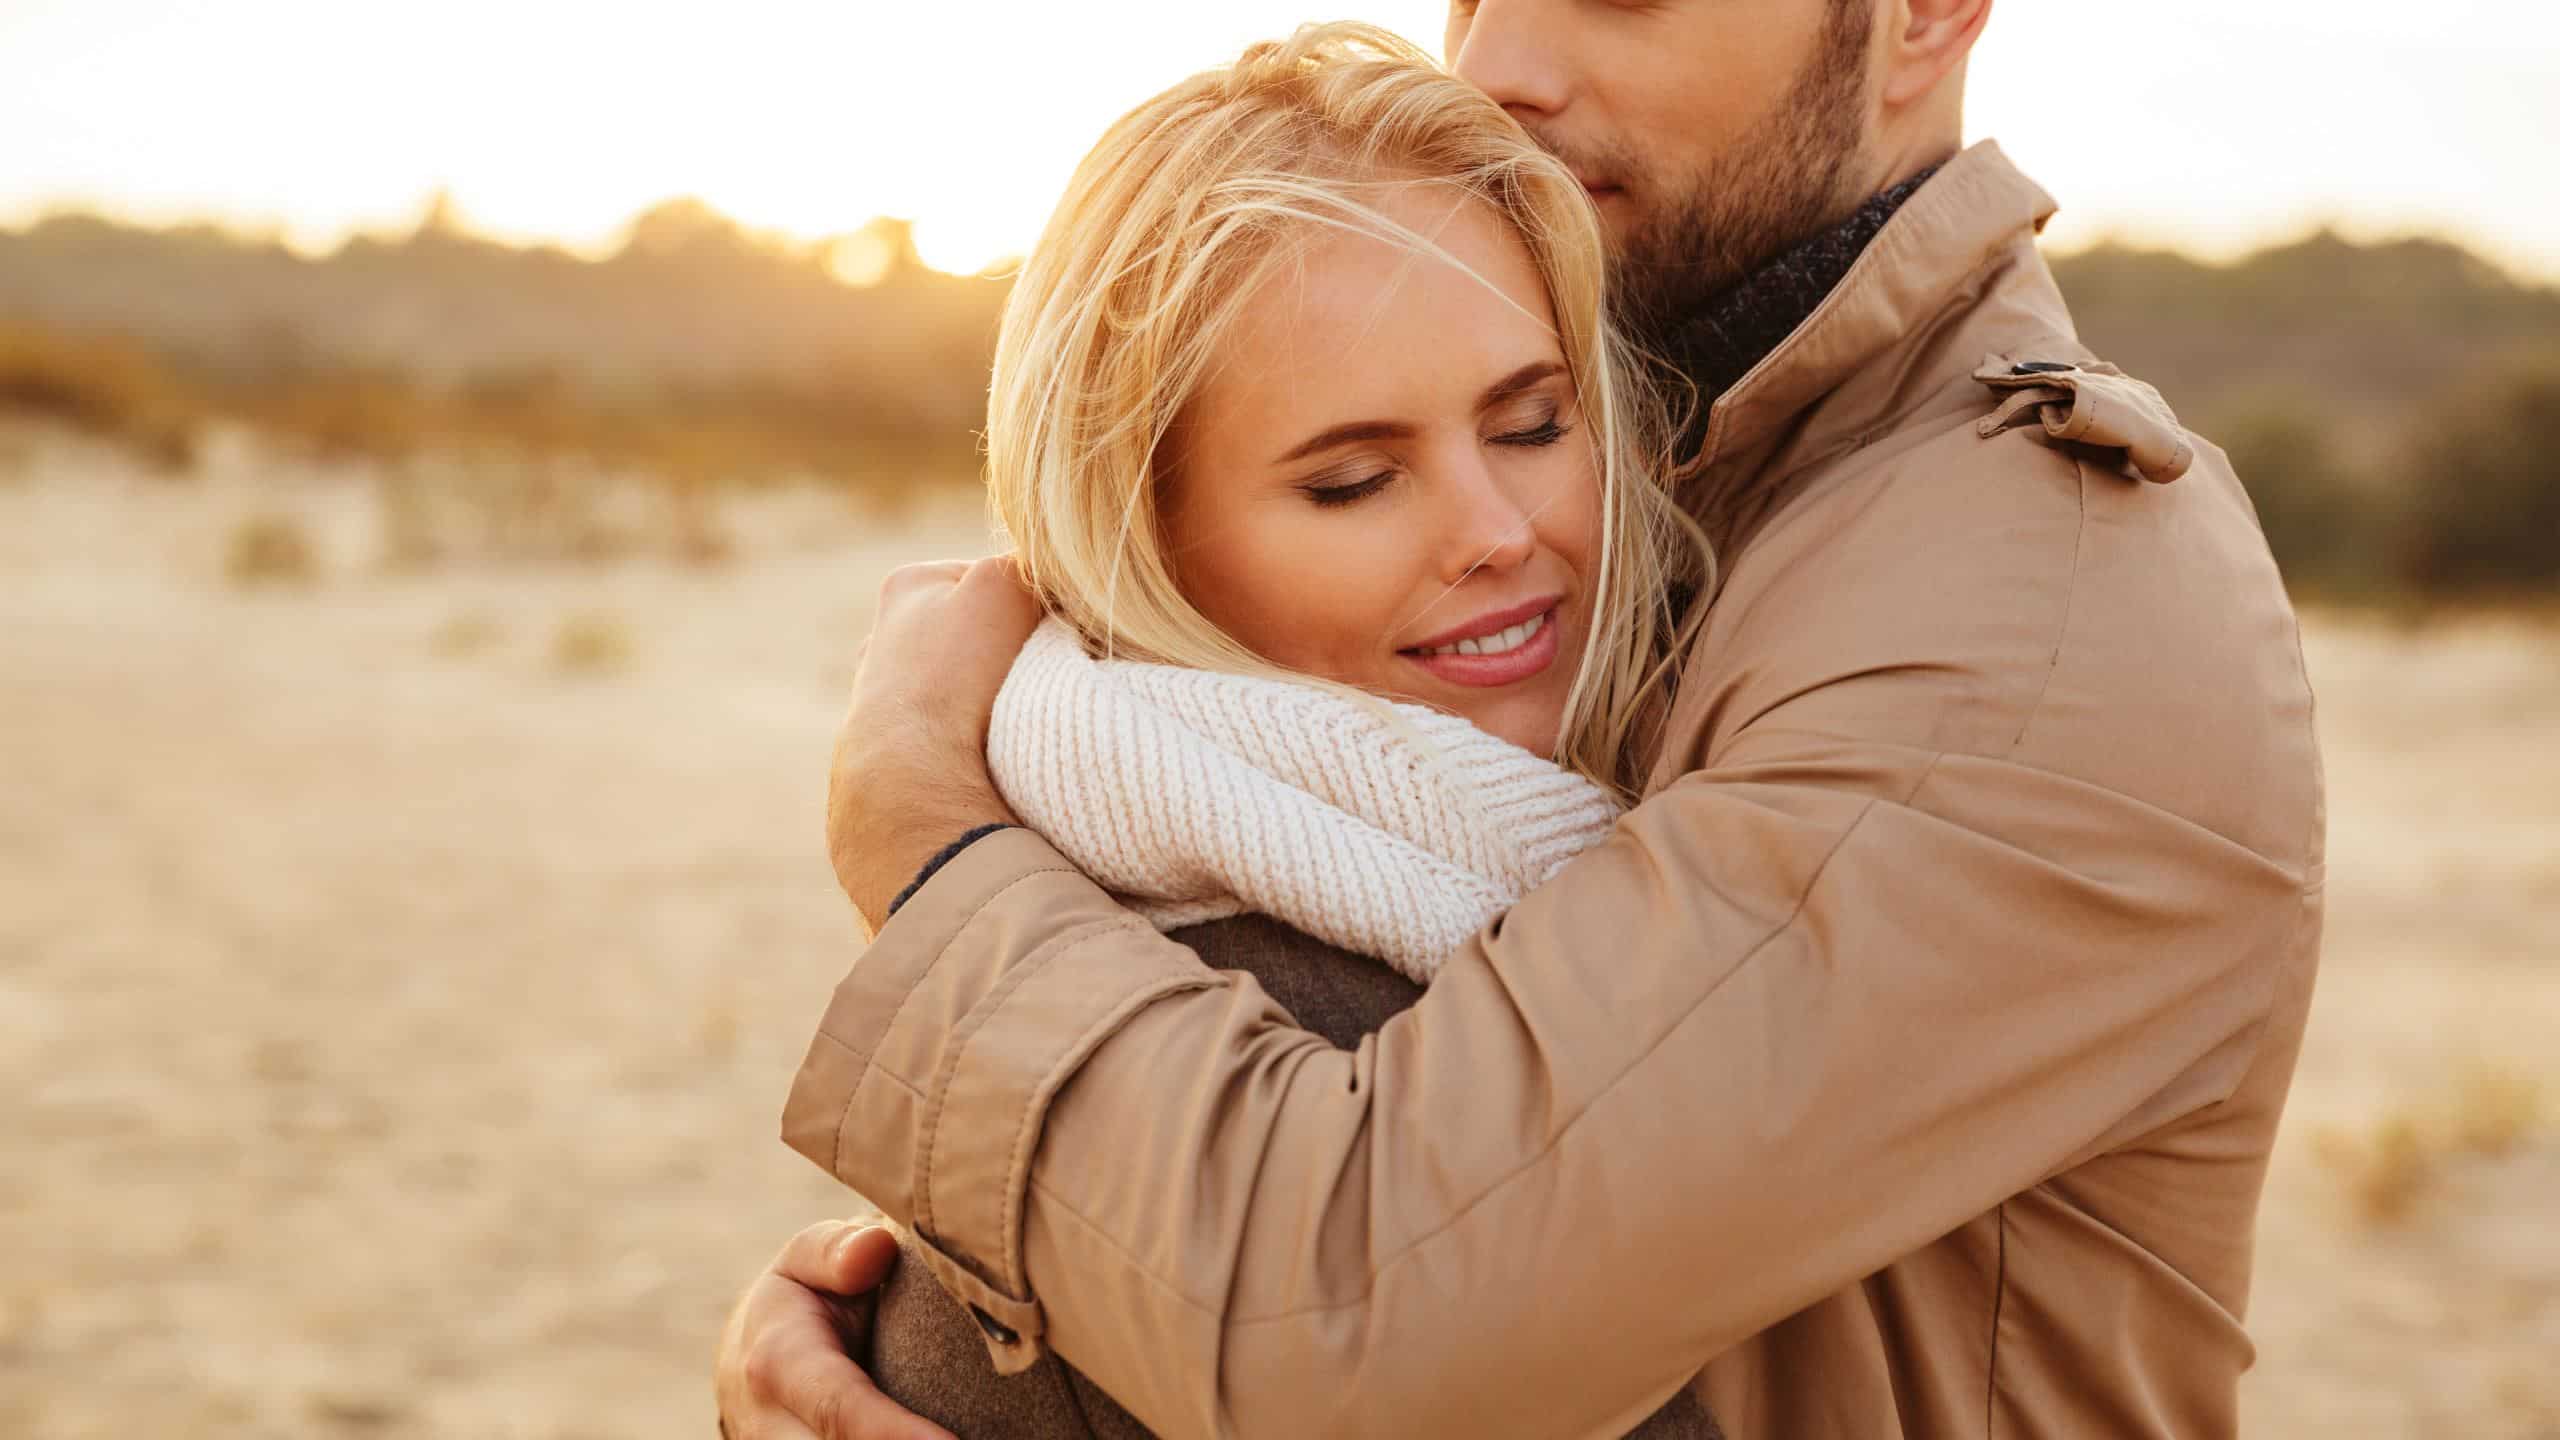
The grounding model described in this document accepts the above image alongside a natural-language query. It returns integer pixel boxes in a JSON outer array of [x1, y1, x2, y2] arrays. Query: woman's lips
[[1400, 604, 1562, 689]]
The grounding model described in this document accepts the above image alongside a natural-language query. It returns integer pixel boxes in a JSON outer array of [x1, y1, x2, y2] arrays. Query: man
[[721, 0, 2324, 1435]]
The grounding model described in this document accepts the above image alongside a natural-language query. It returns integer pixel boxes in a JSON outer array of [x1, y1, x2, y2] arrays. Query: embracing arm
[[791, 445, 2320, 1439], [785, 736, 2310, 1440]]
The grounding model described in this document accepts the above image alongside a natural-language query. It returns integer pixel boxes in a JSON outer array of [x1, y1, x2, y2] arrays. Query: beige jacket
[[784, 142, 2326, 1440], [866, 915, 1717, 1440]]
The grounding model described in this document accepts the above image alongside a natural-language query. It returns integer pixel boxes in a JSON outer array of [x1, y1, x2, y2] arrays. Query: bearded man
[[718, 1, 2323, 1435]]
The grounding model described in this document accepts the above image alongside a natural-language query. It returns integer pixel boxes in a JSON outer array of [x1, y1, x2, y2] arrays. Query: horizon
[[5, 1, 2556, 283], [8, 187, 2555, 297]]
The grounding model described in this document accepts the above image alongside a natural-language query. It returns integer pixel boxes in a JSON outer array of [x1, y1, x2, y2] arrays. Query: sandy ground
[[4, 429, 2555, 1437]]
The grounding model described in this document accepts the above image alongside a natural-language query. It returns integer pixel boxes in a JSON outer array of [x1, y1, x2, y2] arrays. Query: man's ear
[[1881, 0, 1993, 108]]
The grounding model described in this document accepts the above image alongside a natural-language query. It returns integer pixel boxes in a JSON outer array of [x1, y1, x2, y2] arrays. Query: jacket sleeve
[[780, 722, 2308, 1439]]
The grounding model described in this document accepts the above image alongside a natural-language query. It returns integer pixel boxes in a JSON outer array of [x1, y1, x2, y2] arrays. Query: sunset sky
[[8, 0, 2556, 280]]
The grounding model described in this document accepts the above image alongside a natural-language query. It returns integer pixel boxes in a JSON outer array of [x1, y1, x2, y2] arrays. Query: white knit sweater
[[986, 619, 1624, 984]]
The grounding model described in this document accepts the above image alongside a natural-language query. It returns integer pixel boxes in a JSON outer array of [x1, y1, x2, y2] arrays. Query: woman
[[855, 23, 1716, 1438]]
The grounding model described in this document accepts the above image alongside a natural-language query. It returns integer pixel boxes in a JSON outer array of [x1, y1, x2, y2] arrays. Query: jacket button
[[970, 1306, 1019, 1347]]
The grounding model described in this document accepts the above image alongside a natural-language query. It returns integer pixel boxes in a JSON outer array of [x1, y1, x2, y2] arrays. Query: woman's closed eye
[[1491, 414, 1569, 447], [1302, 468, 1397, 508], [1486, 397, 1574, 449]]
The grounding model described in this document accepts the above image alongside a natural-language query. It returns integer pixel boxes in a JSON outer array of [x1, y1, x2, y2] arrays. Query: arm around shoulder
[[785, 724, 2308, 1438]]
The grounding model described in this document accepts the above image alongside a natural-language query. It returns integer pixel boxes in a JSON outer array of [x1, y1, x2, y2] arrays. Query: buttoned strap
[[900, 1224, 1051, 1374], [1973, 354, 2195, 484]]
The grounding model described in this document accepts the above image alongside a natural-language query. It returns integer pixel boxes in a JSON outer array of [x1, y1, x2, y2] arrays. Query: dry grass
[[549, 609, 635, 675], [5, 462, 2555, 1440], [2, 317, 979, 552], [2448, 1063, 2547, 1158], [2311, 1063, 2549, 1227], [668, 478, 738, 569], [369, 459, 746, 573], [0, 321, 202, 471], [2315, 1112, 2440, 1226], [428, 611, 506, 658], [0, 426, 34, 484], [222, 510, 319, 587]]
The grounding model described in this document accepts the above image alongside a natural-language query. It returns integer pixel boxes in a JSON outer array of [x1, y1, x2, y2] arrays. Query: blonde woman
[[836, 24, 1715, 1438]]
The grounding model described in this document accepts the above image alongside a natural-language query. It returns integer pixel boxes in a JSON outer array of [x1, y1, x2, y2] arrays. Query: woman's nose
[[1438, 459, 1540, 584]]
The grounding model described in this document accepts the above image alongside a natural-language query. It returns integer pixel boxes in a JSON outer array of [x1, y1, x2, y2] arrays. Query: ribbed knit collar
[[987, 620, 1625, 983]]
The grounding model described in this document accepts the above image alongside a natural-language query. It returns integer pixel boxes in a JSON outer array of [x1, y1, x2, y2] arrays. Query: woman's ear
[[1881, 0, 1993, 108]]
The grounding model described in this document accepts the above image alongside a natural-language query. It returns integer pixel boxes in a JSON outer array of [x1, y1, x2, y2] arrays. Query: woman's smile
[[1398, 596, 1564, 688]]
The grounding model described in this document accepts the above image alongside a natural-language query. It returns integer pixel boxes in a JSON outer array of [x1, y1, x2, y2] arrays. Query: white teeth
[[1419, 609, 1546, 658]]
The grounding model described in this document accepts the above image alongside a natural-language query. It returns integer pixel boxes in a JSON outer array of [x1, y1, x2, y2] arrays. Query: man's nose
[[1447, 0, 1569, 121]]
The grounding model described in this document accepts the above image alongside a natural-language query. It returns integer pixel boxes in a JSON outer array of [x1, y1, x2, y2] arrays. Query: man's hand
[[829, 556, 1041, 933], [716, 1221, 955, 1440]]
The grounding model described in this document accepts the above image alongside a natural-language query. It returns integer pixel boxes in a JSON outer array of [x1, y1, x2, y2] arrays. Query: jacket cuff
[[780, 826, 1218, 1372], [886, 822, 1016, 918]]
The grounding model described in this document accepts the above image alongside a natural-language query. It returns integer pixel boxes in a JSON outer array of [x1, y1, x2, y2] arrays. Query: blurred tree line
[[1, 202, 2554, 600], [2059, 231, 2560, 604], [0, 198, 1002, 496]]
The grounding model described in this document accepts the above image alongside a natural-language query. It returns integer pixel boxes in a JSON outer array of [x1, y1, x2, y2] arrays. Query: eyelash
[[1494, 416, 1570, 448], [1299, 414, 1573, 508], [1306, 472, 1392, 509]]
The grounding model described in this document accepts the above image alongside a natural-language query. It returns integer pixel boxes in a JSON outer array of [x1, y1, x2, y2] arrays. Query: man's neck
[[1661, 165, 1943, 407]]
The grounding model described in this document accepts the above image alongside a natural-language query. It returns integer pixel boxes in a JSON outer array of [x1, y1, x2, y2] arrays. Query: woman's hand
[[828, 556, 1041, 933], [715, 1221, 956, 1440]]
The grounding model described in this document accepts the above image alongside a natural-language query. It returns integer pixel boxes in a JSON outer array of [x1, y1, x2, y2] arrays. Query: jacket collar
[[1692, 140, 2059, 478]]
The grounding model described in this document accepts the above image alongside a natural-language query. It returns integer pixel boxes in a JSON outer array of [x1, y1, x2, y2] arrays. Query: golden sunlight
[[2, 0, 2552, 278]]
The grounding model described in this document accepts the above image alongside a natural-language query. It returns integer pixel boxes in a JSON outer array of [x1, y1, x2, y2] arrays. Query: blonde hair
[[986, 21, 1709, 799]]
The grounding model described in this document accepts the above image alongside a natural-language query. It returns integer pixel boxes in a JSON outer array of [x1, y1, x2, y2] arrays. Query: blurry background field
[[5, 1, 2558, 1437]]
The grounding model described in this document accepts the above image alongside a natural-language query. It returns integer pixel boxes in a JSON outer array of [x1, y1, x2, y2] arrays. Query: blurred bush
[[550, 610, 636, 675], [0, 321, 202, 470], [2058, 233, 2560, 605], [2204, 388, 2383, 598], [2391, 355, 2560, 599], [223, 510, 319, 586]]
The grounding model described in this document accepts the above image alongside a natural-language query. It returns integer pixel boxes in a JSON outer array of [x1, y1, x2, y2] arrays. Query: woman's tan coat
[[784, 143, 2326, 1440]]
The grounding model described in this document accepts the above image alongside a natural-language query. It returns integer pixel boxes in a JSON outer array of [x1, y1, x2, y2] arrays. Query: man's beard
[[1552, 1, 1876, 356]]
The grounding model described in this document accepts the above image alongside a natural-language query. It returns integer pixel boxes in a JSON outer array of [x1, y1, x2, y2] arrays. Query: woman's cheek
[[1255, 515, 1407, 678], [1541, 450, 1605, 580], [1294, 550, 1392, 677]]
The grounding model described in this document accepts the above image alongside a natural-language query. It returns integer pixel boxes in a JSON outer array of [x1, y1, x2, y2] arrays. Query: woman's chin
[[1459, 701, 1564, 758]]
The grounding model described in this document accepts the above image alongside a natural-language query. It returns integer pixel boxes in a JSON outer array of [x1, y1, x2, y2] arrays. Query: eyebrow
[[1272, 360, 1568, 464]]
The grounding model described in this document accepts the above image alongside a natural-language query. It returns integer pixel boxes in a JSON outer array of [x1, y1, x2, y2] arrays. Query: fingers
[[751, 1295, 956, 1440], [876, 557, 1037, 624], [737, 1287, 937, 1440], [877, 559, 972, 605], [959, 554, 1045, 635], [774, 1220, 901, 1297], [829, 550, 1030, 923], [784, 1350, 956, 1440], [729, 1223, 955, 1440]]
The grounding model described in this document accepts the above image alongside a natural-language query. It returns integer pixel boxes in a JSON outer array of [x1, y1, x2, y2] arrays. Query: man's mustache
[[1514, 120, 1624, 192]]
